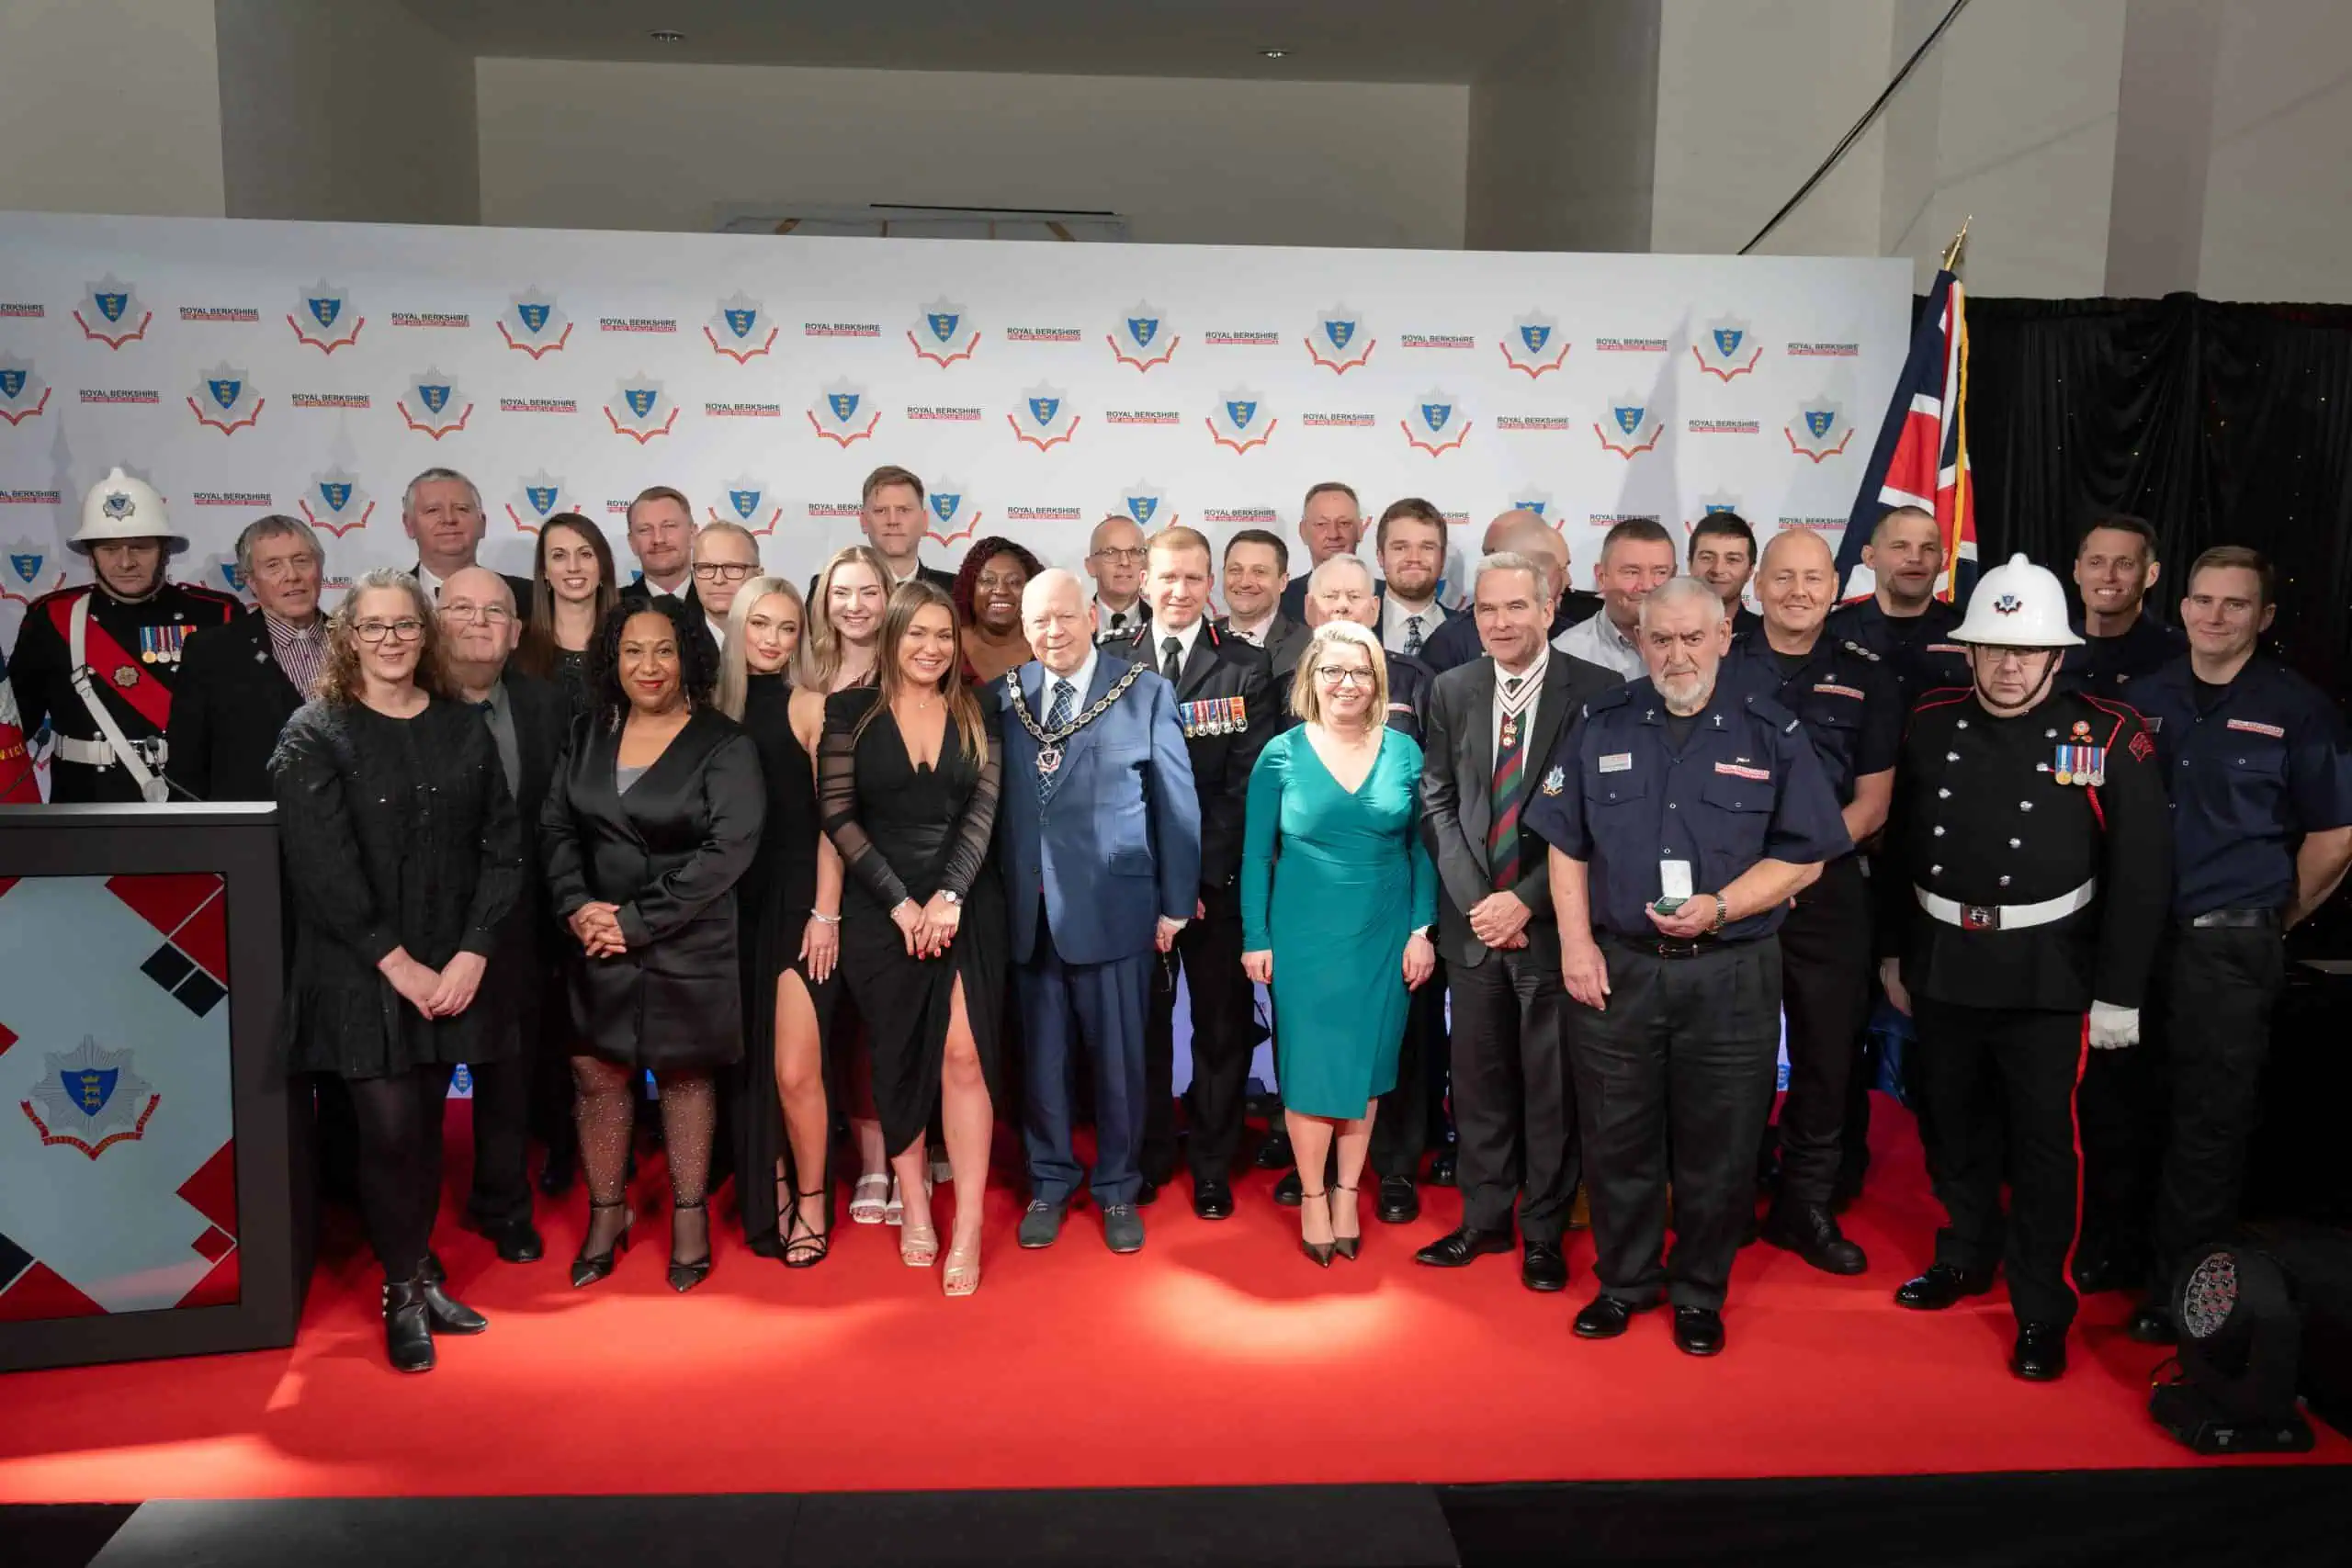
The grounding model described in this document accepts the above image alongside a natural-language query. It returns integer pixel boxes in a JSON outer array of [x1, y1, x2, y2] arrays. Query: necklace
[[1005, 664, 1147, 774]]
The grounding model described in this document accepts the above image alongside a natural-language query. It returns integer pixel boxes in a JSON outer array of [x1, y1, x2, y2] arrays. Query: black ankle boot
[[383, 1276, 435, 1373], [417, 1252, 489, 1335]]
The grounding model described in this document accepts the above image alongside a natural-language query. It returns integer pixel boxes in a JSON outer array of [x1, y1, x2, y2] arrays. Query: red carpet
[[2, 1100, 2342, 1501]]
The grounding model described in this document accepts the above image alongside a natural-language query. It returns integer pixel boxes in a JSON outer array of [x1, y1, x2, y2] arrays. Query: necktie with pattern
[[1038, 678, 1075, 802], [1160, 635, 1183, 683], [1404, 614, 1425, 658], [1488, 677, 1526, 890]]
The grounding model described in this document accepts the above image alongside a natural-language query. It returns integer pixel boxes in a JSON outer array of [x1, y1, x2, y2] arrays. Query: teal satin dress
[[1240, 726, 1437, 1119]]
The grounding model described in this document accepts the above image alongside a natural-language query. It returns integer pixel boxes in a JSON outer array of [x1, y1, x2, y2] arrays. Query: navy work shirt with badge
[[1824, 594, 1971, 713], [1719, 626, 1903, 813], [2131, 654, 2352, 921], [1522, 676, 1850, 942], [2063, 608, 2188, 703]]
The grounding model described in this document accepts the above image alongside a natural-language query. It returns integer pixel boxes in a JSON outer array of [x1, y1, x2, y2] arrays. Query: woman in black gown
[[540, 599, 763, 1293], [270, 569, 522, 1374], [718, 577, 842, 1266], [819, 581, 1006, 1295], [515, 512, 619, 722]]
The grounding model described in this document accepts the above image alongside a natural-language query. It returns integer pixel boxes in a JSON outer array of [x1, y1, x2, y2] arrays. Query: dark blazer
[[994, 656, 1200, 966], [485, 670, 571, 1031], [1419, 650, 1618, 968], [165, 611, 307, 802], [1384, 651, 1436, 747], [1103, 622, 1272, 897], [539, 705, 764, 1066], [413, 562, 534, 611], [1278, 576, 1312, 624]]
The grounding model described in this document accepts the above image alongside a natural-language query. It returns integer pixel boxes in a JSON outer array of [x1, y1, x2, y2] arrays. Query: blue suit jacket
[[993, 655, 1202, 966]]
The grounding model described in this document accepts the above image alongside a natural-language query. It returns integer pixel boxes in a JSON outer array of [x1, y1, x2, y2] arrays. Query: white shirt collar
[[640, 568, 691, 600], [414, 561, 451, 602], [707, 615, 728, 649], [1096, 596, 1147, 634], [1227, 608, 1275, 644], [1153, 614, 1206, 671], [1044, 646, 1100, 705]]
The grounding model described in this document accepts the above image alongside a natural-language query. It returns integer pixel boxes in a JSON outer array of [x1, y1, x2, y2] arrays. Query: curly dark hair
[[585, 596, 718, 728], [950, 535, 1045, 628]]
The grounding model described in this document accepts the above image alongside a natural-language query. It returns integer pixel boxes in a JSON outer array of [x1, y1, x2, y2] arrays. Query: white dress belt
[[1915, 879, 2096, 931]]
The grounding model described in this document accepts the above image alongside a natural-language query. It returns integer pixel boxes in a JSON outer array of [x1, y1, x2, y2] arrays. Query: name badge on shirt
[[1813, 682, 1864, 701], [1714, 762, 1770, 781], [1598, 752, 1633, 773], [2226, 718, 2285, 739]]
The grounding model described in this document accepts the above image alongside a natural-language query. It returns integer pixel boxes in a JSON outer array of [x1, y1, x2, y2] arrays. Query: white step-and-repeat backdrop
[[0, 211, 1907, 644]]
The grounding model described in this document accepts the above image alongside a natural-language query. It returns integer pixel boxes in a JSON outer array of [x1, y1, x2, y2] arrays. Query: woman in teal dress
[[1241, 620, 1437, 1266]]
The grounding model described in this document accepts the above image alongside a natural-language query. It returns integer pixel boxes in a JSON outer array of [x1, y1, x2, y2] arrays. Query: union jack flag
[[1835, 268, 1975, 604]]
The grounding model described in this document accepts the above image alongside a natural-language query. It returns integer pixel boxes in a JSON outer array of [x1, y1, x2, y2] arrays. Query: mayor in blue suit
[[995, 570, 1201, 1255]]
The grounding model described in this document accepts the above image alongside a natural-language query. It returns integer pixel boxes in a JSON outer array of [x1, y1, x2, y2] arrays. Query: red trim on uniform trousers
[[2061, 1014, 2091, 1307]]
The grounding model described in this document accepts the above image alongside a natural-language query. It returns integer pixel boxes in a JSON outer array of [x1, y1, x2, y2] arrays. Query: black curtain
[[1966, 293, 2352, 691]]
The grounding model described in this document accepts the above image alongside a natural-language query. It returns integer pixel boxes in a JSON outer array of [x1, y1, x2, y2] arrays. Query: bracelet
[[1708, 894, 1730, 934], [808, 909, 840, 926]]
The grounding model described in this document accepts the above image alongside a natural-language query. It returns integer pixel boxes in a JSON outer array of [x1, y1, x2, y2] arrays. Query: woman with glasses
[[717, 577, 841, 1267], [819, 581, 1007, 1294], [1240, 620, 1436, 1266], [540, 598, 763, 1294], [952, 536, 1043, 686], [516, 513, 620, 721], [270, 570, 523, 1373]]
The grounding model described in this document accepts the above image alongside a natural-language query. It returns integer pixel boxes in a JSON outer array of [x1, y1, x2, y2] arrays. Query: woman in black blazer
[[540, 599, 764, 1292]]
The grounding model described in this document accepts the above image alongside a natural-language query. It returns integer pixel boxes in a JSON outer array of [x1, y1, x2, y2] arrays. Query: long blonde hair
[[854, 581, 987, 764], [714, 575, 804, 720], [795, 544, 891, 691]]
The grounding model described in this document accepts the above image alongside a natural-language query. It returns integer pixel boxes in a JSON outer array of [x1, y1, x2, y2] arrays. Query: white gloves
[[2088, 1001, 2140, 1050]]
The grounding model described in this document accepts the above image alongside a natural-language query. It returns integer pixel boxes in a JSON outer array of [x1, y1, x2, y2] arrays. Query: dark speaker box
[[2243, 1220, 2352, 1439]]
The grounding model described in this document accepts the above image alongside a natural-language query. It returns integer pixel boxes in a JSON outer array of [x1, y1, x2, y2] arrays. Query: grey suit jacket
[[1419, 650, 1616, 968]]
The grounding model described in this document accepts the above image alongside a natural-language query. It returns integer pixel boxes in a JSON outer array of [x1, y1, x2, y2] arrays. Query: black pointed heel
[[1298, 1187, 1335, 1268], [668, 1197, 713, 1293], [1331, 1181, 1362, 1261], [571, 1199, 632, 1289]]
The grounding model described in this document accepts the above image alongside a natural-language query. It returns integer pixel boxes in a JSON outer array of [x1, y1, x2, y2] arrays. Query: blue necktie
[[1038, 679, 1075, 802]]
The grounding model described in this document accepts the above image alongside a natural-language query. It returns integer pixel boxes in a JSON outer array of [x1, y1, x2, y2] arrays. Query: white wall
[[2199, 0, 2352, 302], [475, 58, 1467, 250], [216, 0, 480, 226], [1466, 0, 1662, 253], [0, 0, 225, 218]]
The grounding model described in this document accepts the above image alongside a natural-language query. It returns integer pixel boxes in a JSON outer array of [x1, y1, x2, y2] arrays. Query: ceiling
[[399, 0, 1559, 84]]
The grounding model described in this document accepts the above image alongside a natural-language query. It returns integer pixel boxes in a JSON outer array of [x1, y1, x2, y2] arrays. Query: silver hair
[[1471, 550, 1545, 600], [1307, 554, 1374, 593], [401, 467, 481, 516], [1636, 574, 1729, 633], [232, 513, 323, 578]]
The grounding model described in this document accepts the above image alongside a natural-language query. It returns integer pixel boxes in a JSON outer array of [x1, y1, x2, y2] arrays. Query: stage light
[[649, 28, 687, 44], [2148, 1244, 2315, 1454], [1260, 49, 1288, 60]]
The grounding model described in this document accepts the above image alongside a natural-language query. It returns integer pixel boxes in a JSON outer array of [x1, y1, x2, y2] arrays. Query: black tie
[[1161, 636, 1183, 683]]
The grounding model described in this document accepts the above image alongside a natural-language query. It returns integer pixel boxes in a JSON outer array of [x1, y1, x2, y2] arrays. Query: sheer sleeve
[[818, 690, 912, 910], [936, 710, 1003, 900], [268, 706, 397, 965], [1239, 732, 1286, 953]]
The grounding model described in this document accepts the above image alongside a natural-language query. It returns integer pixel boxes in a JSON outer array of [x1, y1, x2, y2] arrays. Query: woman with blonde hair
[[1240, 619, 1436, 1267]]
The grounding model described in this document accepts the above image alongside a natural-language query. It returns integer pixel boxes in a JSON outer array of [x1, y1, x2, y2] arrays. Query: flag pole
[[1941, 217, 1972, 275]]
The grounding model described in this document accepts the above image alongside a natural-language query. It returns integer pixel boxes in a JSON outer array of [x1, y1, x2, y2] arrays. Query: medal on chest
[[2053, 720, 2103, 786], [1499, 714, 1520, 750], [138, 623, 188, 666]]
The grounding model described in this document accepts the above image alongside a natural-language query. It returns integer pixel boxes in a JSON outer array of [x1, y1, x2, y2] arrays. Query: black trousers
[[348, 1062, 456, 1280], [1369, 960, 1450, 1180], [1912, 998, 2086, 1327], [1773, 856, 1871, 1207], [1572, 939, 1782, 1312], [464, 1053, 535, 1228], [1450, 938, 1575, 1241], [1146, 887, 1257, 1186], [2147, 920, 2285, 1290]]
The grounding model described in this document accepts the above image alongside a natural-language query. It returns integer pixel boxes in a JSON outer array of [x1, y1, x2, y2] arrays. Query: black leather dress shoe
[[1415, 1226, 1513, 1268], [1761, 1201, 1867, 1276], [416, 1255, 488, 1336], [1521, 1241, 1568, 1293], [1376, 1174, 1419, 1224], [1192, 1179, 1234, 1221], [468, 1216, 545, 1265], [2125, 1302, 2177, 1346], [2070, 1253, 2143, 1297], [1572, 1294, 1654, 1339], [2011, 1321, 2068, 1381], [1253, 1130, 1294, 1170], [1427, 1149, 1458, 1187], [1136, 1178, 1159, 1207], [1672, 1306, 1725, 1357], [1894, 1262, 1996, 1311], [1272, 1168, 1304, 1208]]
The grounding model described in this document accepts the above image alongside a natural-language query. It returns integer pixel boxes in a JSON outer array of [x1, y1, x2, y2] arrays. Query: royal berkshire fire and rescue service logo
[[499, 289, 572, 357], [1595, 395, 1664, 459], [923, 481, 982, 546], [1207, 388, 1275, 454], [706, 292, 779, 362], [1692, 315, 1763, 380], [910, 299, 980, 367], [506, 470, 573, 532], [1009, 385, 1080, 450], [1403, 389, 1471, 456], [1120, 482, 1172, 530], [1306, 306, 1374, 373], [1500, 310, 1570, 378], [808, 379, 879, 446], [398, 367, 473, 439], [300, 467, 375, 536], [1699, 490, 1743, 518], [712, 478, 784, 535], [0, 355, 51, 426], [5, 542, 62, 604], [22, 1036, 161, 1160], [288, 282, 364, 353], [1784, 401, 1855, 462], [605, 376, 678, 443], [187, 364, 264, 434], [1108, 303, 1177, 371], [75, 276, 152, 348], [1507, 489, 1558, 529], [214, 558, 249, 596]]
